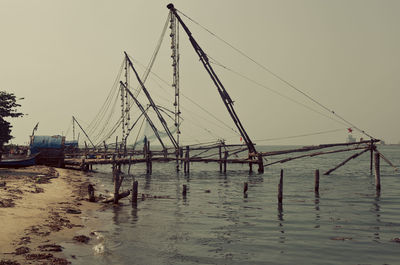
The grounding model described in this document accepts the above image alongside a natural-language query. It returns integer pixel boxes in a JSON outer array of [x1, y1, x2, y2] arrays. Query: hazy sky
[[1, 0, 399, 146]]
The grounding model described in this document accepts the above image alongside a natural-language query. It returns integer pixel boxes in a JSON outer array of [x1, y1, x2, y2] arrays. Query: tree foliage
[[0, 91, 23, 148]]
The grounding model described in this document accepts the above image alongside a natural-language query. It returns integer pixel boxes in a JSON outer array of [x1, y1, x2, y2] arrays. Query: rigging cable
[[255, 128, 344, 142], [177, 9, 376, 140], [208, 57, 349, 128], [129, 57, 241, 137]]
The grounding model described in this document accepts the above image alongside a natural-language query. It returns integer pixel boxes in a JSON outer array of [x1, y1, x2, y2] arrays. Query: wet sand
[[0, 166, 101, 264]]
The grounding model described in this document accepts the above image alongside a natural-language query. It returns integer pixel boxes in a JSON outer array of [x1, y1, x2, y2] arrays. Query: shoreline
[[0, 166, 102, 264]]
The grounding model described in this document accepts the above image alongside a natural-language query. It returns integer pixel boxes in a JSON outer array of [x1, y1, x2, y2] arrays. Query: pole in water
[[278, 169, 283, 204], [314, 169, 320, 194], [243, 182, 248, 198], [370, 140, 374, 175], [132, 180, 138, 206], [182, 184, 187, 196], [223, 151, 228, 173], [374, 153, 381, 191], [257, 153, 264, 173]]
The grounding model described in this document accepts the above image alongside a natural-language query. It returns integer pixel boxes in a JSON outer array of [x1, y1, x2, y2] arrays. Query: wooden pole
[[115, 136, 118, 155], [374, 153, 381, 191], [219, 144, 222, 173], [370, 140, 374, 175], [132, 180, 138, 205], [223, 151, 228, 173], [88, 184, 95, 202], [148, 141, 152, 174], [182, 184, 187, 196], [257, 153, 264, 173], [314, 169, 320, 194], [324, 148, 370, 175], [113, 163, 120, 204], [249, 163, 253, 173], [278, 169, 283, 204], [185, 146, 190, 173], [243, 182, 248, 194]]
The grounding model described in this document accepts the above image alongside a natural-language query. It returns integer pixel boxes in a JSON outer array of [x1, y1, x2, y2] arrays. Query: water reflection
[[144, 173, 151, 190], [314, 194, 320, 229], [277, 203, 285, 243], [373, 192, 381, 242]]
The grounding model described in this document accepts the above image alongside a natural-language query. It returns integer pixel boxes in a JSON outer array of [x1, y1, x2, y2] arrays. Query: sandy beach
[[0, 166, 101, 264]]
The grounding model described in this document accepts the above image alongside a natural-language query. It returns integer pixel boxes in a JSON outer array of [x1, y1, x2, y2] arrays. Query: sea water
[[63, 145, 400, 265]]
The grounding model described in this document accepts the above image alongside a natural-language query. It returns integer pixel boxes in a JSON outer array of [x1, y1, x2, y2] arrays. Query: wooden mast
[[167, 4, 257, 155]]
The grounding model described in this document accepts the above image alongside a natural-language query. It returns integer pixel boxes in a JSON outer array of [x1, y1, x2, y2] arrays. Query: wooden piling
[[219, 145, 222, 173], [278, 169, 283, 204], [314, 169, 320, 193], [243, 182, 248, 194], [370, 140, 374, 175], [374, 153, 381, 191], [113, 164, 120, 204], [88, 184, 95, 202], [146, 141, 152, 174], [182, 184, 187, 196], [132, 180, 138, 204], [185, 146, 190, 173], [115, 136, 118, 155], [257, 153, 264, 173], [223, 151, 228, 173], [249, 161, 253, 173]]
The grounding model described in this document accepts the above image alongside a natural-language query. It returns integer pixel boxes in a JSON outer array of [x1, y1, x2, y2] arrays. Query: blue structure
[[30, 135, 65, 167]]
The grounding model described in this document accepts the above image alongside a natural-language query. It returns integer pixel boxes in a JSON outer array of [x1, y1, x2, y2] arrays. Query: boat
[[0, 153, 38, 168]]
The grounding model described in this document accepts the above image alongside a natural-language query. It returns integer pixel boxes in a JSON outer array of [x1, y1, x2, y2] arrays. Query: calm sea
[[62, 145, 400, 265]]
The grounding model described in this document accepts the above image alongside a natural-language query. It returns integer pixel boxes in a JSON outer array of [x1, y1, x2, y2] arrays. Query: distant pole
[[185, 146, 190, 173], [278, 169, 283, 204], [113, 163, 120, 204], [314, 169, 320, 194], [223, 151, 228, 173], [374, 153, 381, 191], [257, 153, 264, 173], [370, 140, 374, 175], [219, 144, 222, 173], [115, 136, 118, 155]]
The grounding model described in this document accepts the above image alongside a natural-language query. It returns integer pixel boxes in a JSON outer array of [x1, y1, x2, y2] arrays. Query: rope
[[255, 128, 344, 142], [177, 9, 376, 140]]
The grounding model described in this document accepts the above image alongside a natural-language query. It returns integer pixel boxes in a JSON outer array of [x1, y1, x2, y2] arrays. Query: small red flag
[[347, 128, 353, 133], [240, 137, 243, 142]]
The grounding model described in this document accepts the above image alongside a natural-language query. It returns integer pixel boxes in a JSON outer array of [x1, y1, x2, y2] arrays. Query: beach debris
[[101, 190, 130, 203], [88, 184, 95, 202], [32, 186, 44, 193], [73, 235, 91, 244], [18, 237, 31, 245], [0, 199, 15, 208], [51, 257, 70, 265], [0, 181, 6, 187], [0, 260, 20, 265], [66, 208, 81, 214], [38, 244, 63, 252], [391, 238, 400, 243], [25, 253, 54, 260], [14, 246, 30, 255]]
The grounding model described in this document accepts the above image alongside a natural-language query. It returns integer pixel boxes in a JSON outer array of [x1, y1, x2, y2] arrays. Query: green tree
[[0, 91, 23, 156]]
